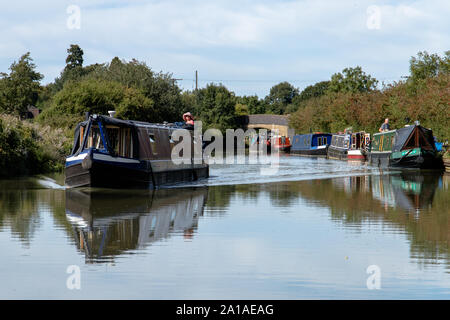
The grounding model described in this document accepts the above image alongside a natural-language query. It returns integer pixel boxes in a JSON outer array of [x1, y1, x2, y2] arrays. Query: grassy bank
[[0, 114, 70, 178]]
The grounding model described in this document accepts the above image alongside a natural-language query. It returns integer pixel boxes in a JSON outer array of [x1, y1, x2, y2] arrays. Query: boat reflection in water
[[65, 187, 207, 263], [369, 172, 440, 213], [332, 172, 441, 213]]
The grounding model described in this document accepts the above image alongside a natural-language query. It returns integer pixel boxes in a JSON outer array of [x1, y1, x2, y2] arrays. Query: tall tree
[[327, 66, 378, 94], [265, 82, 299, 114], [236, 95, 267, 114], [65, 44, 84, 71], [409, 50, 450, 82], [296, 81, 330, 103], [193, 84, 237, 132], [0, 52, 43, 116], [52, 44, 86, 92]]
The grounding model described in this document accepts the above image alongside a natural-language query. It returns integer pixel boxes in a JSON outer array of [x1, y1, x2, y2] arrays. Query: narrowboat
[[367, 124, 443, 169], [327, 133, 351, 160], [271, 135, 292, 152], [327, 131, 370, 161], [290, 133, 332, 156], [249, 133, 291, 153], [348, 132, 370, 161], [65, 114, 209, 188]]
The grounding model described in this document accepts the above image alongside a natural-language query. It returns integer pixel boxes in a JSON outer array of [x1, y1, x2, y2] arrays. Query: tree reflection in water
[[289, 172, 449, 268]]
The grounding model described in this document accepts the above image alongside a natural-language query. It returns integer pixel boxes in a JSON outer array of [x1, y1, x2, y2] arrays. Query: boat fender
[[81, 150, 93, 170]]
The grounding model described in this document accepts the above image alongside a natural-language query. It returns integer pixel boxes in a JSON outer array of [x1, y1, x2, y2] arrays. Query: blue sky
[[1, 0, 449, 97]]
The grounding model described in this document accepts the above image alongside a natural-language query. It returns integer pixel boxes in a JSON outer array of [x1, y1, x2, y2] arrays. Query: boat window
[[79, 125, 85, 147], [372, 136, 380, 151], [149, 133, 158, 155], [318, 137, 322, 146], [105, 126, 134, 158], [86, 126, 104, 150], [344, 137, 349, 148], [107, 127, 120, 153]]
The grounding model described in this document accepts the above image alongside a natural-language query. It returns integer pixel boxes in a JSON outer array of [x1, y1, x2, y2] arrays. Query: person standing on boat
[[379, 118, 390, 132], [183, 112, 195, 125]]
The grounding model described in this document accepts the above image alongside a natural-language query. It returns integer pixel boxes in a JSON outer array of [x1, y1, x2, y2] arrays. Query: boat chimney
[[85, 111, 90, 121], [108, 110, 116, 118]]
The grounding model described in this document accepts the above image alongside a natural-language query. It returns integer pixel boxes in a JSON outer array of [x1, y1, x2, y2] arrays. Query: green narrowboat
[[368, 124, 443, 169]]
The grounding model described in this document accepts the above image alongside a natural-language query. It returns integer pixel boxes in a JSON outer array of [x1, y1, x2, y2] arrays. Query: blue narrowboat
[[290, 133, 332, 156]]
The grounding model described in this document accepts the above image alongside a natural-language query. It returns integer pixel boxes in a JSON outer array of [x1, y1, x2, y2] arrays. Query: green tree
[[265, 82, 299, 114], [295, 81, 330, 104], [39, 78, 157, 132], [52, 44, 87, 92], [0, 52, 43, 116], [234, 103, 249, 116], [236, 95, 267, 114], [327, 66, 378, 94], [65, 44, 84, 71], [193, 84, 237, 132], [409, 51, 450, 82], [85, 57, 184, 122], [116, 88, 155, 123]]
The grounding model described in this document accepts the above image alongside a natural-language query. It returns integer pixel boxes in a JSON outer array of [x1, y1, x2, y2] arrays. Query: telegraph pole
[[195, 70, 198, 91]]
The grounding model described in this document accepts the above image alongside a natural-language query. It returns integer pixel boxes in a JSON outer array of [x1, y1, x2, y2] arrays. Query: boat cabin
[[291, 133, 332, 156]]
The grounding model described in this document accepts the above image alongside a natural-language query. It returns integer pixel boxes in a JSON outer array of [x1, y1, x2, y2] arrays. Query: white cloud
[[0, 0, 449, 95]]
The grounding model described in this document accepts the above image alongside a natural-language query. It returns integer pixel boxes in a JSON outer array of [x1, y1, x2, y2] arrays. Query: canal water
[[0, 156, 449, 299]]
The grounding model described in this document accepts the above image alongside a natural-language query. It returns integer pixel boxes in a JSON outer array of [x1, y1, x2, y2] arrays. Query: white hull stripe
[[93, 153, 140, 164], [66, 153, 88, 162], [348, 150, 363, 155]]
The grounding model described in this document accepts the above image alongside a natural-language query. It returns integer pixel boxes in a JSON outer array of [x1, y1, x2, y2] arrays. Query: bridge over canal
[[238, 114, 295, 138]]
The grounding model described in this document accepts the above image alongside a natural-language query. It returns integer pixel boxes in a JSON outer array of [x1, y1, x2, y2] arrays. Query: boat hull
[[327, 146, 348, 160], [65, 153, 209, 189], [368, 148, 443, 169], [273, 145, 291, 153], [291, 146, 328, 157], [347, 150, 366, 161]]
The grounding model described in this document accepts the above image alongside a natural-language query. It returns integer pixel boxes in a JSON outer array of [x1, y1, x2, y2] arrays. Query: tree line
[[0, 45, 449, 140]]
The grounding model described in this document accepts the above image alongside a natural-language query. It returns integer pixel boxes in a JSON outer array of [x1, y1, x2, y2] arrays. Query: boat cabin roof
[[77, 114, 184, 131], [371, 125, 436, 152]]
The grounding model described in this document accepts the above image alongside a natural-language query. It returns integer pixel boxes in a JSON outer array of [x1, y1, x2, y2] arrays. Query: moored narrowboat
[[327, 131, 369, 161], [271, 135, 292, 152], [290, 133, 332, 156], [65, 114, 209, 188], [367, 124, 443, 169], [347, 132, 370, 161], [327, 133, 351, 160]]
